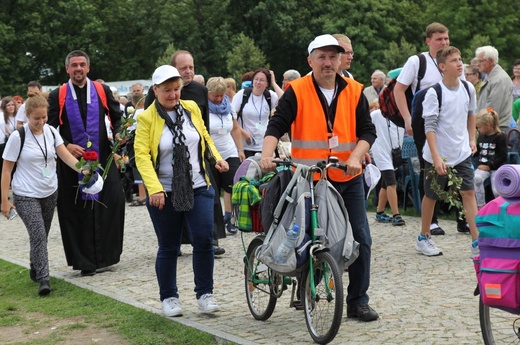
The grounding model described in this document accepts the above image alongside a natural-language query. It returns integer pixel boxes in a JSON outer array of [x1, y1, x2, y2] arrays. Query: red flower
[[83, 151, 99, 161]]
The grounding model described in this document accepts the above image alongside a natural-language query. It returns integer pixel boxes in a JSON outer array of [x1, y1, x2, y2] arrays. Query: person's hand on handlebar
[[345, 154, 363, 176], [259, 156, 277, 172]]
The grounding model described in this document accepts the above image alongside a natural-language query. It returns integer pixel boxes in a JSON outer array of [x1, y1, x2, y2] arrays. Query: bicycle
[[479, 298, 520, 344], [241, 157, 347, 344]]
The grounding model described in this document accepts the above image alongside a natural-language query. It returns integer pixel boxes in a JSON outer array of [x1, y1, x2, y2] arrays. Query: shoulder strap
[[93, 81, 112, 129], [59, 81, 111, 127], [416, 53, 427, 92], [432, 83, 443, 113], [461, 80, 470, 98], [16, 126, 25, 162], [58, 83, 68, 125], [237, 87, 253, 125], [263, 89, 272, 114]]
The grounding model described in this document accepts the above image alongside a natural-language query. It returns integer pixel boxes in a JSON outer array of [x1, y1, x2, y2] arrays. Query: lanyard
[[429, 53, 443, 78], [318, 84, 338, 134], [30, 128, 48, 168], [252, 93, 264, 123]]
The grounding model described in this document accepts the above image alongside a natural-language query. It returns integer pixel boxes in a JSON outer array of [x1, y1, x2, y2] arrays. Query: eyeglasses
[[343, 51, 354, 57], [477, 59, 488, 64], [465, 72, 476, 76]]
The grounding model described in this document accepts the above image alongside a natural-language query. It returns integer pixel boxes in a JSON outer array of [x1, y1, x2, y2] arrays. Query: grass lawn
[[0, 260, 232, 345]]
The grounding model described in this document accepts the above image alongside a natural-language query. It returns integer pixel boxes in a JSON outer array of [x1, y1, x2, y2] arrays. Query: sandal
[[129, 199, 146, 207]]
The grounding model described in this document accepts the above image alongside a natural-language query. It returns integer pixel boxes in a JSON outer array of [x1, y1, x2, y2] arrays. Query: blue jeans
[[146, 186, 215, 301], [331, 175, 372, 306]]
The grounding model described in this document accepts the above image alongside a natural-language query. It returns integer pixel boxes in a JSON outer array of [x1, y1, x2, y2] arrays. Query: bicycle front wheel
[[480, 296, 520, 344], [302, 251, 343, 344], [244, 236, 277, 320]]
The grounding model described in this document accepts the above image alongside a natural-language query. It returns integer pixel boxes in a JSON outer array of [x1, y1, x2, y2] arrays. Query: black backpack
[[379, 53, 426, 128], [237, 87, 272, 125]]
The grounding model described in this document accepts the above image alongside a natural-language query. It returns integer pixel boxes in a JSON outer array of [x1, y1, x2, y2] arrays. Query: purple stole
[[65, 79, 101, 200]]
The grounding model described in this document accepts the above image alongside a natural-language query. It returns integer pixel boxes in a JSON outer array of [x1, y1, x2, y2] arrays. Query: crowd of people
[[1, 23, 520, 327]]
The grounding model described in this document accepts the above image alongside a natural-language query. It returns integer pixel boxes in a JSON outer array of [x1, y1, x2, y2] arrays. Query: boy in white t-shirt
[[416, 46, 479, 257]]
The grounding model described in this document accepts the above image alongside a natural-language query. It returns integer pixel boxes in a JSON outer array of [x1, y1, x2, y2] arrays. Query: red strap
[[58, 81, 111, 128], [92, 81, 112, 129], [58, 83, 67, 125]]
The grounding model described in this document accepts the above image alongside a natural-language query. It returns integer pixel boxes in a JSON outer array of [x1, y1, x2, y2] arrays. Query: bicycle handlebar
[[271, 156, 348, 172]]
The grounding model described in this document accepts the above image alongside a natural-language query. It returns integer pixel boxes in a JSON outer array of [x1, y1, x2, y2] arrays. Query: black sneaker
[[346, 304, 379, 322], [457, 221, 470, 233], [38, 280, 51, 296], [430, 223, 445, 236], [214, 246, 225, 256]]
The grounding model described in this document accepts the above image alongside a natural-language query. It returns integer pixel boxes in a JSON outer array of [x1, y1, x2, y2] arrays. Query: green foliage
[[0, 260, 224, 345], [0, 0, 519, 95], [426, 160, 464, 219], [226, 33, 269, 82], [156, 43, 177, 68]]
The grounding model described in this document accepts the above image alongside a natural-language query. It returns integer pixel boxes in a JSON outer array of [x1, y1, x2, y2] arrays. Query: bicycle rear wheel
[[244, 236, 277, 320], [302, 251, 343, 344], [480, 296, 520, 344]]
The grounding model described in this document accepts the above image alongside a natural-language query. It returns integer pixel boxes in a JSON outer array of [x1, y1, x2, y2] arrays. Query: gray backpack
[[314, 179, 359, 270]]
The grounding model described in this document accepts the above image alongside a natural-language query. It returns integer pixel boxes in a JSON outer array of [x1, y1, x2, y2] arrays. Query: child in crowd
[[416, 46, 479, 257], [474, 108, 508, 209]]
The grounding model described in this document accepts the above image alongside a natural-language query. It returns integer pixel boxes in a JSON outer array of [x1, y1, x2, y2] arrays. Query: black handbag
[[388, 120, 404, 168]]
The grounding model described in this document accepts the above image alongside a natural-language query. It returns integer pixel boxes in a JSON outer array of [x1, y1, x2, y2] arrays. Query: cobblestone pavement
[[1, 204, 484, 344]]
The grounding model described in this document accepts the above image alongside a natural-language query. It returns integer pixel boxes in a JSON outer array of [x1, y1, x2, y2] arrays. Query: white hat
[[364, 164, 381, 200], [152, 65, 181, 85], [308, 34, 345, 55]]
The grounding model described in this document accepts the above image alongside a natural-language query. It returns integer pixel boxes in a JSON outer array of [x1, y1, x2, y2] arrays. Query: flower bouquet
[[102, 111, 137, 180], [75, 151, 105, 196]]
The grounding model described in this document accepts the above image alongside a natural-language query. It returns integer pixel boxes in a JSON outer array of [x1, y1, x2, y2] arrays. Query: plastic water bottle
[[273, 224, 300, 264]]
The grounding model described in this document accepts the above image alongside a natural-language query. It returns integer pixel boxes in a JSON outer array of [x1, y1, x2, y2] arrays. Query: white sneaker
[[415, 235, 443, 256], [162, 297, 183, 317], [471, 240, 480, 258], [197, 294, 221, 313]]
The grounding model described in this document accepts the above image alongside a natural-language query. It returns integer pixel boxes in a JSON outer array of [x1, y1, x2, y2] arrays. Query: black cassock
[[48, 82, 125, 271]]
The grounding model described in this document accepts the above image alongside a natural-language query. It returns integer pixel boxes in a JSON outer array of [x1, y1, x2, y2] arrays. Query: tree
[[226, 33, 269, 82]]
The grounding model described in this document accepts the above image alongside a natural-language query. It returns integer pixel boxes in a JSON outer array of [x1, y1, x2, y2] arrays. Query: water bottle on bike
[[273, 224, 300, 264]]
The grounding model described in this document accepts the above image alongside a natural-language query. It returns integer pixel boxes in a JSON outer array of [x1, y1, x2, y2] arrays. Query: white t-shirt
[[157, 111, 206, 191], [370, 109, 405, 171], [397, 52, 466, 93], [2, 124, 64, 198], [422, 81, 477, 166], [15, 103, 27, 124], [209, 110, 238, 160], [1, 115, 17, 144], [231, 89, 278, 152]]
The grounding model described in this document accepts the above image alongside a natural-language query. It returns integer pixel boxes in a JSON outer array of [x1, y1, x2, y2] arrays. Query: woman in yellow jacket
[[134, 65, 228, 317]]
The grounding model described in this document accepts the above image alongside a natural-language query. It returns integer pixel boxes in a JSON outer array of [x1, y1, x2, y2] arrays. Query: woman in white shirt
[[1, 94, 84, 296], [0, 97, 18, 198], [231, 68, 278, 157]]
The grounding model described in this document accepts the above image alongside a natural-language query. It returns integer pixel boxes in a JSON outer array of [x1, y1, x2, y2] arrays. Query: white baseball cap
[[152, 65, 181, 85], [308, 34, 345, 55]]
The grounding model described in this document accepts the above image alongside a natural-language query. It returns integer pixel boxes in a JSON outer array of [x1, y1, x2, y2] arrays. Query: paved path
[[1, 204, 484, 344]]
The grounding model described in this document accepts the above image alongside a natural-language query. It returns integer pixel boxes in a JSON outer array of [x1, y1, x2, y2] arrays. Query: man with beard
[[47, 50, 125, 276]]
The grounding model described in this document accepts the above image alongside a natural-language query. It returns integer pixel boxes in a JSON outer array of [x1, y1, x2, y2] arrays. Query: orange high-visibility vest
[[290, 75, 362, 182]]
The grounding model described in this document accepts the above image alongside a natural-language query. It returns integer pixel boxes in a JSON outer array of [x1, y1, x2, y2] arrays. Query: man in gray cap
[[260, 34, 378, 321]]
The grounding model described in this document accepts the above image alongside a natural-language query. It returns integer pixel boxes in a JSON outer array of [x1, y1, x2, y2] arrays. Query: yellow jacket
[[134, 99, 222, 196]]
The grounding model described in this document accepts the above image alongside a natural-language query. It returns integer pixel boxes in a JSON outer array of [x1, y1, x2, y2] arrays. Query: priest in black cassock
[[47, 50, 125, 276]]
